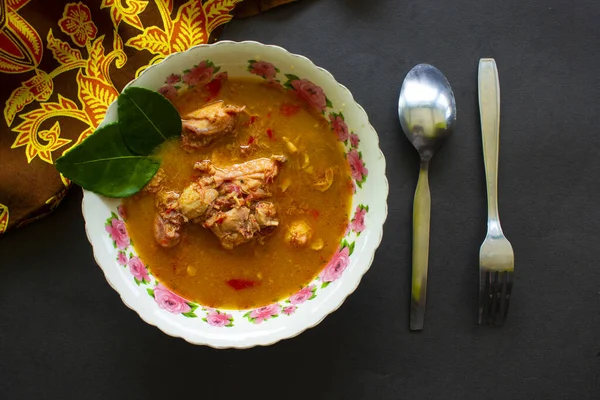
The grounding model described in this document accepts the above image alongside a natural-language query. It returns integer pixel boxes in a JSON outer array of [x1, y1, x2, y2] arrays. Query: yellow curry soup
[[123, 78, 352, 309]]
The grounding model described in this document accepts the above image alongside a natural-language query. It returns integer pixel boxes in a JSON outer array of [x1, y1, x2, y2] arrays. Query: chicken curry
[[123, 77, 353, 309]]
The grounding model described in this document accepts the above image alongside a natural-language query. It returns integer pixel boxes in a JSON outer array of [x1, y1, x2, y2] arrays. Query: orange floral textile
[[0, 0, 296, 235]]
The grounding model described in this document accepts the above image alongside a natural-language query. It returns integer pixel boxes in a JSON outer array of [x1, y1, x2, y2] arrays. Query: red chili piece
[[279, 103, 301, 117], [227, 279, 258, 291], [243, 115, 258, 127]]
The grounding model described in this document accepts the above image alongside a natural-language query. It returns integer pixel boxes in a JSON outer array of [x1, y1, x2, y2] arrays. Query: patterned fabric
[[0, 0, 296, 235]]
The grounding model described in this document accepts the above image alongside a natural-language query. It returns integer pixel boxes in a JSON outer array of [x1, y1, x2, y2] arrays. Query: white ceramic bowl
[[82, 41, 388, 348]]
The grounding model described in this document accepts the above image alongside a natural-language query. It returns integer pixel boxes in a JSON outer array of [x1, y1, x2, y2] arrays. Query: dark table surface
[[2, 1, 599, 399]]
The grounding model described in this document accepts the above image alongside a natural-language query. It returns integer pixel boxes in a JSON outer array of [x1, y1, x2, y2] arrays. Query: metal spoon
[[398, 64, 456, 330]]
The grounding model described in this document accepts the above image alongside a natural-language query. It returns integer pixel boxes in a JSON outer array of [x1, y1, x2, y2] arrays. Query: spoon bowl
[[398, 64, 456, 330], [399, 64, 456, 161]]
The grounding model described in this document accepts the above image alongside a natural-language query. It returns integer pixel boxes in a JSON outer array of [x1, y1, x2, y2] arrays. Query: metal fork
[[477, 59, 514, 326]]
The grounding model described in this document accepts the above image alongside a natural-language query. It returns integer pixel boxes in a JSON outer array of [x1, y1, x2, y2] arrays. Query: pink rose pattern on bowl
[[349, 133, 360, 148], [349, 205, 369, 235], [247, 60, 279, 80], [283, 75, 332, 113], [128, 256, 150, 285], [319, 243, 353, 288], [282, 305, 297, 315], [151, 284, 193, 314], [183, 60, 217, 85], [244, 303, 281, 324], [105, 213, 130, 250], [203, 310, 234, 327], [158, 60, 221, 101], [348, 149, 369, 188], [104, 59, 371, 326], [289, 284, 317, 305], [329, 112, 349, 142], [117, 251, 128, 266]]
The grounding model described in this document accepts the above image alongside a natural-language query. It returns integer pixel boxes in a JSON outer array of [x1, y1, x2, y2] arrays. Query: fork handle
[[478, 59, 502, 233], [410, 160, 431, 330]]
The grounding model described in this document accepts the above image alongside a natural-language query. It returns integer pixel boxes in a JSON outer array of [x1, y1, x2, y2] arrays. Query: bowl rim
[[82, 40, 389, 348]]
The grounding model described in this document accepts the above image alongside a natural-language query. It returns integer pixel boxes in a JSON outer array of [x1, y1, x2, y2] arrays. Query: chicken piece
[[254, 202, 279, 227], [173, 156, 287, 248], [313, 168, 334, 192], [193, 156, 285, 194], [285, 220, 313, 247], [142, 168, 165, 194], [193, 159, 215, 174], [311, 238, 324, 251], [213, 155, 285, 186], [179, 182, 219, 221], [156, 190, 180, 213], [203, 203, 279, 250], [204, 207, 261, 249], [181, 101, 246, 151], [237, 178, 272, 200], [210, 187, 245, 212], [154, 191, 186, 248]]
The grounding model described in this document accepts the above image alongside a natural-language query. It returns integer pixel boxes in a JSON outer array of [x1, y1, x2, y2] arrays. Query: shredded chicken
[[254, 202, 279, 227], [179, 182, 219, 222], [155, 155, 286, 249], [286, 220, 313, 247], [154, 191, 187, 248], [181, 101, 245, 151], [143, 168, 165, 194], [203, 202, 278, 249], [313, 167, 334, 192], [212, 155, 286, 186], [193, 159, 215, 174], [204, 207, 260, 249]]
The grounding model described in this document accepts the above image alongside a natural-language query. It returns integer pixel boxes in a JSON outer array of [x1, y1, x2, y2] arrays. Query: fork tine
[[496, 272, 508, 326], [489, 271, 499, 324], [500, 272, 513, 325], [505, 272, 513, 316], [478, 270, 514, 326], [478, 269, 488, 325]]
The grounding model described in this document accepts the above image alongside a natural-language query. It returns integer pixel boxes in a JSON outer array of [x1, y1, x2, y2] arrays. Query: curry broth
[[123, 78, 352, 309]]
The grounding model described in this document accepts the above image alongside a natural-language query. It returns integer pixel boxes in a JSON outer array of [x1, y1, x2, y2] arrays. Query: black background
[[1, 1, 599, 399]]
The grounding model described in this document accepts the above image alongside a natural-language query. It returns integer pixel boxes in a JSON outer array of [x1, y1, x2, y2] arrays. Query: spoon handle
[[410, 160, 431, 330], [478, 59, 501, 227]]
